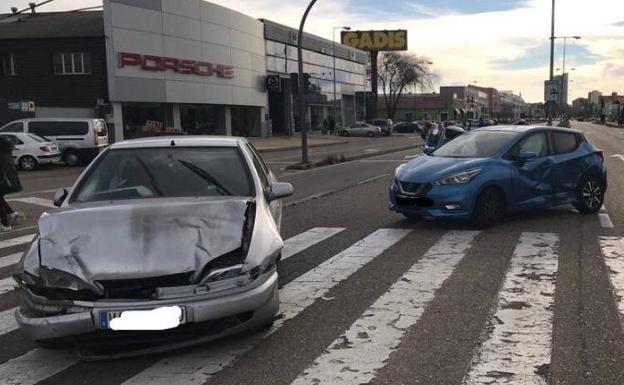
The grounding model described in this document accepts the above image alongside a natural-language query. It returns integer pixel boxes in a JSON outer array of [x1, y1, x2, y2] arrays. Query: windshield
[[433, 131, 519, 158], [72, 147, 252, 202]]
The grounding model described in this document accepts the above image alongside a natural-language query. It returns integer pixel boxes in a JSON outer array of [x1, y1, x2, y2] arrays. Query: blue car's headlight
[[394, 163, 407, 177], [434, 168, 481, 185]]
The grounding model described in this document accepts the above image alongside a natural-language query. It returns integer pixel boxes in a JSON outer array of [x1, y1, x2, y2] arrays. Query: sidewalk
[[249, 133, 348, 152]]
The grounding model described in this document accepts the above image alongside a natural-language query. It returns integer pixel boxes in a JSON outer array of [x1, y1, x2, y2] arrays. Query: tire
[[473, 187, 504, 228], [19, 155, 38, 171], [340, 130, 350, 137], [367, 131, 375, 138], [63, 150, 81, 167], [402, 212, 421, 221], [573, 175, 604, 214]]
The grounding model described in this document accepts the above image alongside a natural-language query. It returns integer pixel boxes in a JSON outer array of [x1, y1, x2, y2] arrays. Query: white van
[[0, 118, 109, 166]]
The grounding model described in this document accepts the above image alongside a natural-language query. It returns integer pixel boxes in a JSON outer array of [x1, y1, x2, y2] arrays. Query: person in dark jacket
[[0, 136, 23, 231]]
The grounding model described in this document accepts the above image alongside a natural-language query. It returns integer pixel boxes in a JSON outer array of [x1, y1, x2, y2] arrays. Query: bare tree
[[377, 52, 435, 120]]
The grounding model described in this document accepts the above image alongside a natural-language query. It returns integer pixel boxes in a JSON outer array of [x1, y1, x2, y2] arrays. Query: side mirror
[[517, 151, 537, 162], [266, 182, 293, 202], [53, 188, 68, 207]]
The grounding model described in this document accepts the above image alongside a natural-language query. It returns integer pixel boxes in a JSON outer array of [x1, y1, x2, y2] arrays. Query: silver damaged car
[[13, 136, 293, 357]]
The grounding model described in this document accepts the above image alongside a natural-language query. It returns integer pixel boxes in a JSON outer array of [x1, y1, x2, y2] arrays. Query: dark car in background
[[394, 121, 422, 133], [423, 125, 466, 154]]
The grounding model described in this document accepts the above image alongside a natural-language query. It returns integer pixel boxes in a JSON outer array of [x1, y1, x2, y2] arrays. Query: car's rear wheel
[[473, 187, 504, 228], [367, 131, 375, 138], [19, 155, 38, 171], [573, 175, 604, 214], [340, 130, 350, 137], [63, 150, 81, 166]]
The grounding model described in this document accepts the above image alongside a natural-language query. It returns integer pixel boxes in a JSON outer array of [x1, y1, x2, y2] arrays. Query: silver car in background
[[339, 122, 382, 137], [13, 136, 293, 357]]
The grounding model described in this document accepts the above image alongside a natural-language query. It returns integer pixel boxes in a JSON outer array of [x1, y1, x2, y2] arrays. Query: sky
[[8, 0, 624, 103]]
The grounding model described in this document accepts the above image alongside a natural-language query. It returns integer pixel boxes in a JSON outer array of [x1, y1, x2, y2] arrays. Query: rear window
[[27, 134, 47, 142], [29, 121, 89, 137], [552, 132, 579, 154], [72, 147, 253, 203], [1, 122, 24, 132]]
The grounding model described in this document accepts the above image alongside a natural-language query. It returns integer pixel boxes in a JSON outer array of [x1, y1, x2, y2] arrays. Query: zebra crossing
[[0, 225, 622, 385]]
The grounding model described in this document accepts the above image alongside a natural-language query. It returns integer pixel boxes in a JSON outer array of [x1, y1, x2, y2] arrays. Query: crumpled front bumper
[[16, 270, 279, 342]]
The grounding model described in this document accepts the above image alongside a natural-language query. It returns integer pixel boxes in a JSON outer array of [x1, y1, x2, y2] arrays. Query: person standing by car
[[329, 117, 336, 135], [0, 135, 23, 231], [322, 118, 329, 134]]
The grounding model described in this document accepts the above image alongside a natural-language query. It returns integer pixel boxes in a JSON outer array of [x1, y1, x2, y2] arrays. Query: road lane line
[[601, 205, 607, 213], [281, 227, 346, 261], [7, 197, 55, 208], [463, 232, 559, 385], [0, 349, 78, 385], [357, 173, 390, 185], [599, 237, 624, 326], [0, 234, 35, 251], [122, 228, 412, 385], [290, 231, 480, 385], [0, 307, 18, 336], [612, 154, 624, 163], [0, 252, 21, 269], [599, 213, 614, 228], [0, 277, 16, 295]]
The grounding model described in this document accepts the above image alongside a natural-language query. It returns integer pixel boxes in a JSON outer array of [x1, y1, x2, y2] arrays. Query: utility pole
[[297, 0, 317, 164], [548, 0, 555, 126]]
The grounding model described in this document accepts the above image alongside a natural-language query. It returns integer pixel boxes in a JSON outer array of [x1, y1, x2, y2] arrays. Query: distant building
[[588, 90, 602, 106], [378, 93, 462, 122], [572, 97, 591, 117], [439, 86, 488, 119], [499, 90, 525, 121], [554, 73, 569, 106], [601, 92, 624, 122], [471, 86, 501, 118]]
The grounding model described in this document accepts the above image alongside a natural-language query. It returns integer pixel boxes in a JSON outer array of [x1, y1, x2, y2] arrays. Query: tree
[[377, 52, 435, 120]]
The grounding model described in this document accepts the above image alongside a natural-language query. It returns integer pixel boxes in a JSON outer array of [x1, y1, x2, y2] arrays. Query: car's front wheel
[[473, 187, 504, 228], [367, 131, 375, 138], [19, 155, 38, 171], [340, 130, 350, 137], [573, 175, 604, 214]]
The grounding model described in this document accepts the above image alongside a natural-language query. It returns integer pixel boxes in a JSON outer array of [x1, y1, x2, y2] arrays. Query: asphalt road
[[0, 122, 623, 385]]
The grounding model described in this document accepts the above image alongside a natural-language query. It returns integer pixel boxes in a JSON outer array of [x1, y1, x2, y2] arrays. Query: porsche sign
[[341, 30, 408, 51]]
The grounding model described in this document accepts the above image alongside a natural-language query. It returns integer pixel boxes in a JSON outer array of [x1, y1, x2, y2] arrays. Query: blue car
[[390, 126, 607, 227]]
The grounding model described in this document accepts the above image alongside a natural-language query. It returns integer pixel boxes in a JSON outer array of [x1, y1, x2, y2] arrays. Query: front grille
[[96, 272, 194, 299], [399, 181, 431, 197]]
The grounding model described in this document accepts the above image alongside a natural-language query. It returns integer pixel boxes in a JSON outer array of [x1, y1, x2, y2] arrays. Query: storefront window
[[122, 103, 167, 139], [231, 106, 261, 137], [180, 104, 223, 135]]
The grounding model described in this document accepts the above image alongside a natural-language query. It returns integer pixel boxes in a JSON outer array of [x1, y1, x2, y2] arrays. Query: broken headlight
[[201, 264, 260, 291], [38, 267, 93, 292]]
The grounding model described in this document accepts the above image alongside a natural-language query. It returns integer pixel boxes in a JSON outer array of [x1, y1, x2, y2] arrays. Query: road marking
[[7, 197, 55, 208], [404, 154, 420, 159], [122, 228, 412, 385], [600, 237, 624, 326], [357, 173, 390, 185], [463, 232, 559, 385], [0, 277, 16, 295], [601, 204, 607, 213], [599, 213, 614, 228], [290, 231, 479, 385], [0, 307, 18, 336], [0, 349, 78, 385], [613, 154, 624, 163], [0, 234, 35, 250], [0, 252, 21, 269], [281, 227, 346, 261]]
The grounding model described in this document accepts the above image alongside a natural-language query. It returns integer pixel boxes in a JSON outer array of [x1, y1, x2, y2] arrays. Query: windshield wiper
[[135, 156, 164, 196], [178, 159, 232, 196]]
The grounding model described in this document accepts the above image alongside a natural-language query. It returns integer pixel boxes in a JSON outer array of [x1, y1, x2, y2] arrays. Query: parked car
[[390, 126, 607, 227], [423, 125, 466, 154], [13, 136, 293, 356], [0, 132, 61, 171], [340, 122, 382, 137], [394, 121, 420, 133], [0, 118, 109, 166], [367, 119, 393, 136]]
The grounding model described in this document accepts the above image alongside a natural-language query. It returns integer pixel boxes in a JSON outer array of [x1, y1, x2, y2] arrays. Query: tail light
[[595, 150, 604, 162], [39, 146, 50, 152]]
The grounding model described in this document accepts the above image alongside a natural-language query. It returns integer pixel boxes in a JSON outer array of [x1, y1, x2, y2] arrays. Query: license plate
[[99, 306, 186, 330]]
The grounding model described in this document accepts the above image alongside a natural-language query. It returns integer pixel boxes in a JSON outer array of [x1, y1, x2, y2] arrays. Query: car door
[[506, 131, 556, 208], [549, 131, 585, 201]]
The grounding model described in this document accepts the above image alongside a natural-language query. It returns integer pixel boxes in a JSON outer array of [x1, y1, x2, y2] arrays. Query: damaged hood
[[37, 198, 250, 285]]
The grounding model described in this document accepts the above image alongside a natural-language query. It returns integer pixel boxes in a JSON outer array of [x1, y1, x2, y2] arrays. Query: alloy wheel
[[582, 180, 602, 210]]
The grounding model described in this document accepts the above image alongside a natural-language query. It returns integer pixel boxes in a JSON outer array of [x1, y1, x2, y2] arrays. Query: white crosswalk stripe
[[0, 234, 34, 251], [281, 227, 345, 261], [0, 349, 78, 385], [122, 228, 411, 385], [463, 232, 559, 385], [0, 307, 18, 336], [7, 197, 55, 209], [0, 252, 21, 269], [0, 277, 15, 295], [600, 236, 624, 325], [290, 230, 480, 385]]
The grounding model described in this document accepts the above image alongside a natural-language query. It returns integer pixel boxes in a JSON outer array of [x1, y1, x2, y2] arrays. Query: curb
[[254, 139, 349, 153]]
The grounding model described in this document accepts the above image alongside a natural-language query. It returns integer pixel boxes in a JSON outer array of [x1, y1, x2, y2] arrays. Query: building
[[0, 0, 368, 141], [377, 93, 463, 122], [554, 73, 569, 106], [601, 92, 624, 122], [439, 86, 488, 119], [572, 97, 591, 117], [526, 102, 545, 120], [588, 90, 602, 106], [498, 90, 525, 121], [472, 86, 501, 118], [261, 19, 367, 135]]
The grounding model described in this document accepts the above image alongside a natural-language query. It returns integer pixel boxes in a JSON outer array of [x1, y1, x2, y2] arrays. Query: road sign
[[544, 80, 559, 103]]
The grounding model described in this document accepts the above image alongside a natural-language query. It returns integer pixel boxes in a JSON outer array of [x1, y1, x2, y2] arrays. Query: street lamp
[[554, 35, 581, 76], [297, 0, 317, 164], [333, 26, 350, 130]]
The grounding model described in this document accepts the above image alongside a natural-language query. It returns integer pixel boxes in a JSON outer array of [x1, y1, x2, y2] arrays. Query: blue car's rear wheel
[[574, 175, 604, 214], [473, 187, 504, 228]]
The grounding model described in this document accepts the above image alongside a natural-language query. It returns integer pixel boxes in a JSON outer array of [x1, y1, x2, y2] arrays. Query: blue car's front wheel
[[473, 187, 504, 228], [574, 175, 604, 214]]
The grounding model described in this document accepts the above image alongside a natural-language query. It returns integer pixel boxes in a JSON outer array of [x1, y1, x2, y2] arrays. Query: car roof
[[109, 136, 247, 149], [472, 125, 583, 135]]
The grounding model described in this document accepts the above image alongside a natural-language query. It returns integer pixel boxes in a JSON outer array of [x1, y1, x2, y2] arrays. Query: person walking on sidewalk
[[0, 135, 23, 231], [322, 118, 329, 135], [328, 117, 336, 135]]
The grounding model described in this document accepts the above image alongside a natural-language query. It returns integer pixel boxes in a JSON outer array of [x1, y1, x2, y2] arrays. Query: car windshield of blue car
[[72, 147, 253, 202], [432, 131, 519, 158]]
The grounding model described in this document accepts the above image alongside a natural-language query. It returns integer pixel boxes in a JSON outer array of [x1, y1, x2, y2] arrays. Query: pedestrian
[[329, 117, 336, 135], [322, 118, 329, 135], [0, 135, 23, 231]]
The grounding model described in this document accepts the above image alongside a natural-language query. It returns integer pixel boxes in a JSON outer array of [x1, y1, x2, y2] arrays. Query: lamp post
[[557, 35, 581, 76], [333, 26, 350, 130], [297, 0, 317, 164], [548, 0, 555, 126]]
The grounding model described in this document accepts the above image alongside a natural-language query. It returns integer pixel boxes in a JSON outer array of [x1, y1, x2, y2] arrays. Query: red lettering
[[118, 52, 141, 68], [178, 59, 196, 75], [141, 55, 164, 71], [163, 57, 180, 72], [195, 62, 214, 76], [215, 65, 234, 79]]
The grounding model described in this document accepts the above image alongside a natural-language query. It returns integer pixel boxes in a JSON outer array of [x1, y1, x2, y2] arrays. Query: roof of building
[[0, 11, 103, 40]]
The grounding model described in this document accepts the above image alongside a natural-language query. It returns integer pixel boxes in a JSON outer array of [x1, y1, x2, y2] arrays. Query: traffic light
[[290, 73, 298, 95], [303, 73, 311, 94]]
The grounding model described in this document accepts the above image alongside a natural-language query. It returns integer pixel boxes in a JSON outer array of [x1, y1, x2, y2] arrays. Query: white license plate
[[99, 306, 186, 330]]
